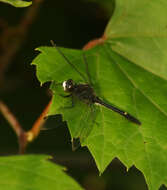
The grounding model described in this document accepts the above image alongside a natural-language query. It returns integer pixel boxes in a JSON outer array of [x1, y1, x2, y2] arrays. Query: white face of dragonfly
[[62, 79, 74, 92], [62, 81, 67, 91]]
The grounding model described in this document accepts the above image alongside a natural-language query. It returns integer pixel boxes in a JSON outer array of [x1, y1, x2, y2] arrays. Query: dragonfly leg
[[60, 94, 72, 98], [63, 95, 75, 109], [71, 95, 74, 107]]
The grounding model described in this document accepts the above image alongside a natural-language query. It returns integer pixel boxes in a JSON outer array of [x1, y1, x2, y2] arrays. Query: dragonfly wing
[[71, 103, 97, 150], [40, 114, 65, 131]]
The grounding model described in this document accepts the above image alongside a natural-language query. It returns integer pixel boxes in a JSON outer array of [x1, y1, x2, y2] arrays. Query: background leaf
[[0, 0, 32, 7], [105, 0, 167, 80], [0, 155, 83, 190]]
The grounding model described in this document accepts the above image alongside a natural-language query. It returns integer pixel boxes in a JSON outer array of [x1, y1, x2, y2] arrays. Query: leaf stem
[[83, 34, 106, 50], [0, 97, 52, 154], [28, 97, 53, 142]]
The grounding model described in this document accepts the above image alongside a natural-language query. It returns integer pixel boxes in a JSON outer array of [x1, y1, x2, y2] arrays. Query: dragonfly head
[[63, 79, 74, 92]]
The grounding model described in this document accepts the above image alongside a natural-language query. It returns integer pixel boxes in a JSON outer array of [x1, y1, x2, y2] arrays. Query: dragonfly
[[51, 41, 141, 148]]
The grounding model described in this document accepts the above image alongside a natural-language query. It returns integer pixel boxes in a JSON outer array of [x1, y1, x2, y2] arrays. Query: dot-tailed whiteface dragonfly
[[51, 41, 141, 149]]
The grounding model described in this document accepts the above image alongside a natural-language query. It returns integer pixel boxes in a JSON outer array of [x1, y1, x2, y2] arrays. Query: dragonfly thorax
[[62, 79, 97, 104]]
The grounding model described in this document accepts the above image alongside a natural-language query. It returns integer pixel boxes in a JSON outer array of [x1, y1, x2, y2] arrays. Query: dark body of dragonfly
[[62, 79, 141, 125], [51, 41, 141, 126]]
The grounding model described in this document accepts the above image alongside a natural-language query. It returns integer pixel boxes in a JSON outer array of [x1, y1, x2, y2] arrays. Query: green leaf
[[105, 0, 167, 81], [0, 0, 32, 7], [0, 155, 83, 190], [32, 43, 167, 190], [32, 0, 167, 190]]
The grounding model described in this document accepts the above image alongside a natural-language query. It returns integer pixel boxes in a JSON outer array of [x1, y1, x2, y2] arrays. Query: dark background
[[0, 1, 165, 190]]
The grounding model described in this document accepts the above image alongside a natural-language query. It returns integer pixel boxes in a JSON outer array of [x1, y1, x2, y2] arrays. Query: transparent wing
[[41, 114, 65, 131], [62, 97, 98, 150], [78, 104, 97, 142], [71, 104, 97, 150]]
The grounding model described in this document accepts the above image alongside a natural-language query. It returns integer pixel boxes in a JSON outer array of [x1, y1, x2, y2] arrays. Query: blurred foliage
[[0, 0, 31, 7], [0, 155, 83, 190]]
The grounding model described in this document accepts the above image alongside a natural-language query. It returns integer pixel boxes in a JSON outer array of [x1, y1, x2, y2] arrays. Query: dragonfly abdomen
[[94, 97, 141, 125]]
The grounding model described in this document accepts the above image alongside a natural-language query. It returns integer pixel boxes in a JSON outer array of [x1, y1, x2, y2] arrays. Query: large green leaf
[[105, 0, 167, 80], [32, 43, 167, 190], [32, 0, 167, 190], [0, 0, 32, 7], [0, 155, 83, 190]]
